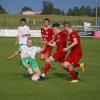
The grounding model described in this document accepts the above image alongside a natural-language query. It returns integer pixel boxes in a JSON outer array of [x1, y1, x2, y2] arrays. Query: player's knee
[[34, 67, 41, 75], [68, 65, 74, 72], [46, 59, 50, 63], [25, 64, 30, 69], [68, 64, 74, 72], [63, 62, 70, 69]]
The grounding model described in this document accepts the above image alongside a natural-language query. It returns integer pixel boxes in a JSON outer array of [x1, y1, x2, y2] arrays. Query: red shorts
[[41, 46, 52, 55], [52, 51, 66, 63], [66, 52, 82, 65]]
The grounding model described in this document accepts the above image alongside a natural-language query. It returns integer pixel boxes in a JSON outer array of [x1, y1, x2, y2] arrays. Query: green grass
[[0, 14, 96, 29], [0, 37, 100, 100]]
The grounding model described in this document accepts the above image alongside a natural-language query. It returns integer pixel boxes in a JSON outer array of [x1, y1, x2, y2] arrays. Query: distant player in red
[[40, 23, 67, 80], [41, 18, 54, 59], [63, 22, 84, 83]]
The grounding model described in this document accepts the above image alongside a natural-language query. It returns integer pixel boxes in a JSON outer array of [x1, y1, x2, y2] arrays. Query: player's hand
[[15, 42, 18, 45], [63, 48, 69, 52], [7, 56, 11, 60], [45, 41, 49, 45]]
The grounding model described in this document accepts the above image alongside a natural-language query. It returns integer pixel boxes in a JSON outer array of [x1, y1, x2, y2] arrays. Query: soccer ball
[[31, 74, 39, 81]]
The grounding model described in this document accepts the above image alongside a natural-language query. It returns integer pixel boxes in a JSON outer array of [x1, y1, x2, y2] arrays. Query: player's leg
[[74, 63, 85, 72], [34, 67, 41, 76], [41, 46, 52, 60], [72, 54, 85, 72], [28, 58, 42, 80], [25, 64, 33, 75], [64, 61, 78, 83], [31, 67, 41, 81], [64, 53, 84, 82], [40, 56, 54, 80], [21, 58, 33, 75], [29, 58, 41, 75]]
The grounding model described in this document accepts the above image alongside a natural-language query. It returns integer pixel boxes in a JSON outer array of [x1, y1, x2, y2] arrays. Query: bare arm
[[7, 50, 20, 60], [63, 38, 78, 52], [22, 33, 31, 37], [15, 35, 19, 45]]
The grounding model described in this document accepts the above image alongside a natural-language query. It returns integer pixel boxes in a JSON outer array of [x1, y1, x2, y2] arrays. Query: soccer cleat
[[80, 63, 85, 72], [39, 76, 45, 80], [69, 80, 78, 83]]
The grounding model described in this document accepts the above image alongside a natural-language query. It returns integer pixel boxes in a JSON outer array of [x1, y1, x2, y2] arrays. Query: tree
[[98, 7, 100, 17], [66, 6, 96, 16], [21, 7, 33, 12], [53, 8, 64, 15], [42, 1, 54, 15], [86, 6, 92, 16], [79, 6, 87, 16], [41, 1, 64, 15], [72, 7, 80, 16], [0, 5, 7, 14], [67, 8, 73, 16]]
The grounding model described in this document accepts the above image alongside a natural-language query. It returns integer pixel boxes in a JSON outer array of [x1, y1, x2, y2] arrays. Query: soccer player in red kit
[[41, 18, 54, 59], [63, 22, 84, 83], [40, 23, 67, 80]]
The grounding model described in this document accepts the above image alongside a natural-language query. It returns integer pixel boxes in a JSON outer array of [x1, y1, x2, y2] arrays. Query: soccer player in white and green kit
[[8, 38, 43, 80], [9, 18, 31, 57], [15, 18, 31, 48]]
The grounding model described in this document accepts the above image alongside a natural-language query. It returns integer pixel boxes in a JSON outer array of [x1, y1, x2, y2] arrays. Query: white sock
[[27, 68, 33, 75], [41, 73, 45, 77]]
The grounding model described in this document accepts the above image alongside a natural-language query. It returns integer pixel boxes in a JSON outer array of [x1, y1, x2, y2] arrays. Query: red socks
[[74, 64, 80, 68], [70, 70, 77, 80], [43, 62, 51, 75]]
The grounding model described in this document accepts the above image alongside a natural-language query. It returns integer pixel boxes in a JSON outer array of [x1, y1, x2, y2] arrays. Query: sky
[[0, 0, 99, 14]]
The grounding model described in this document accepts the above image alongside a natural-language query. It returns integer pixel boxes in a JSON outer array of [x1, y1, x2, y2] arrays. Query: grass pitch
[[0, 37, 100, 100]]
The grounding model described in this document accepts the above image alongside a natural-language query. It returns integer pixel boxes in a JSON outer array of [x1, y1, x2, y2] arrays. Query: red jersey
[[68, 30, 82, 54], [41, 27, 54, 42], [54, 31, 67, 52]]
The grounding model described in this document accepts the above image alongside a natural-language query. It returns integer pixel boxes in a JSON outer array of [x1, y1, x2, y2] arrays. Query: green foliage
[[41, 1, 64, 15], [67, 6, 100, 17], [0, 14, 96, 29], [0, 5, 7, 14], [21, 6, 33, 13]]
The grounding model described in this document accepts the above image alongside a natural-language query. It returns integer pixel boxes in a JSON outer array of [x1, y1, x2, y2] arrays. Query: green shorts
[[21, 57, 39, 71], [18, 44, 25, 49]]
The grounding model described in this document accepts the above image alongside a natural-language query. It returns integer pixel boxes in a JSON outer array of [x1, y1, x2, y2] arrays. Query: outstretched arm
[[22, 33, 31, 37], [15, 35, 19, 45], [7, 50, 20, 60]]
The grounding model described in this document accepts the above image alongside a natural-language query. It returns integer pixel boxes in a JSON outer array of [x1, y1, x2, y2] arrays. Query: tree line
[[0, 1, 100, 17]]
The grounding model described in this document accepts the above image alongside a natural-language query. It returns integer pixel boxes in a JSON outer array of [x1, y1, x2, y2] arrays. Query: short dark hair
[[20, 18, 27, 22], [52, 23, 60, 28], [43, 18, 50, 22], [63, 21, 71, 27]]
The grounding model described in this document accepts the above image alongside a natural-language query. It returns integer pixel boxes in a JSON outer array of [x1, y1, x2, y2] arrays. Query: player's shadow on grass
[[22, 73, 31, 79], [53, 72, 72, 80], [53, 72, 85, 82]]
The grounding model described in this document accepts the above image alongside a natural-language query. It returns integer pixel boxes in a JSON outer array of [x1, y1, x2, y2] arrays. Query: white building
[[22, 11, 41, 15]]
